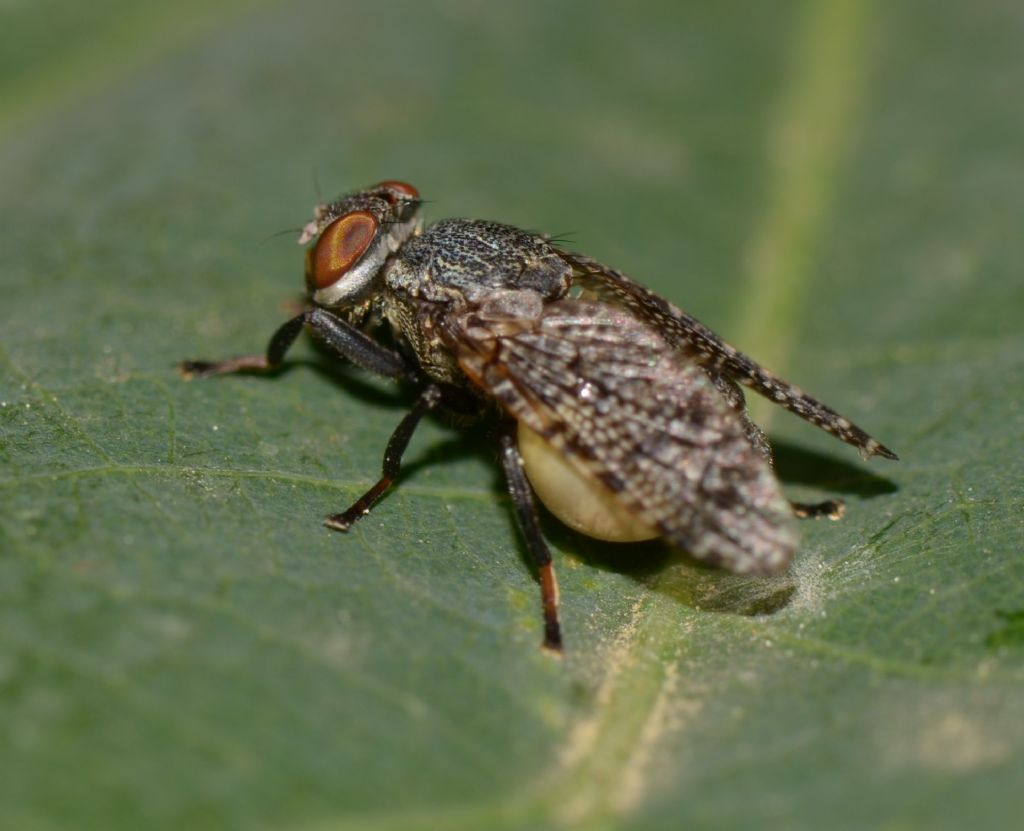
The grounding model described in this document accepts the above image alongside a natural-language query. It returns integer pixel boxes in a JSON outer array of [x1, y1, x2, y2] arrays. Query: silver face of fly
[[181, 180, 898, 652]]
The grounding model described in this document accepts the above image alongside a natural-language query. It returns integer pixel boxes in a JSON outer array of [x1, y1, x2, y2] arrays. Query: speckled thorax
[[380, 219, 572, 389]]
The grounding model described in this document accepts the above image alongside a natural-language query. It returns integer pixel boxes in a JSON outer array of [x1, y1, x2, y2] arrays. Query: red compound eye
[[377, 180, 419, 202], [310, 211, 378, 289]]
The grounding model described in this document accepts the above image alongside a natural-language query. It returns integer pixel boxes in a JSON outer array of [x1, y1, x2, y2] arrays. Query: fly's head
[[299, 180, 422, 311]]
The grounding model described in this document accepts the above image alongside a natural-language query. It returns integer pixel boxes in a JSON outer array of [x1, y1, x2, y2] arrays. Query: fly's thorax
[[378, 219, 571, 390], [384, 219, 572, 305]]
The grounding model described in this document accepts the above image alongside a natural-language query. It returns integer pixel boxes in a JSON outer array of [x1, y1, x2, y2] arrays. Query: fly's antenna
[[259, 227, 306, 246], [311, 167, 324, 204]]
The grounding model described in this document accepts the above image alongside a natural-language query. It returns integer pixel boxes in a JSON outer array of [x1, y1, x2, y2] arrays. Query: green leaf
[[2, 1, 1022, 829]]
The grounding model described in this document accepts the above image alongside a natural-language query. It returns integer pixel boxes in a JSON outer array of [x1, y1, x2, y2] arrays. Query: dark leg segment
[[791, 499, 845, 520], [306, 309, 416, 382], [179, 314, 308, 378], [180, 309, 416, 382], [710, 373, 773, 463], [712, 373, 846, 521], [498, 424, 563, 653], [324, 385, 443, 531]]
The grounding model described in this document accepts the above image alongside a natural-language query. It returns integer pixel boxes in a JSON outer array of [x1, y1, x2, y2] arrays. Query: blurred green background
[[2, 1, 1023, 829]]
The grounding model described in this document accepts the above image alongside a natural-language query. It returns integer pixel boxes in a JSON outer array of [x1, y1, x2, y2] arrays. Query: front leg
[[180, 308, 417, 383]]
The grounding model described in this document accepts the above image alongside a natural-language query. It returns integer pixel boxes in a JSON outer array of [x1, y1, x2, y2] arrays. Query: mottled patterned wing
[[439, 290, 798, 574], [556, 250, 898, 461]]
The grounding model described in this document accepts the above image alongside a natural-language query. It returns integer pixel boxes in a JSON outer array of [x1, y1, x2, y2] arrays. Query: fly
[[181, 180, 898, 652]]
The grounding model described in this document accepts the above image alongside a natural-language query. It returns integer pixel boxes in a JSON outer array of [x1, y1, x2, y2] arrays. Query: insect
[[181, 180, 897, 652]]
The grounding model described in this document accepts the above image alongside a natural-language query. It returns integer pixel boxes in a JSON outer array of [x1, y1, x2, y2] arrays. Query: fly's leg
[[710, 373, 773, 461], [325, 385, 443, 531], [179, 314, 307, 377], [711, 374, 845, 521], [791, 499, 845, 520], [180, 309, 416, 382], [183, 308, 431, 525], [498, 423, 563, 653]]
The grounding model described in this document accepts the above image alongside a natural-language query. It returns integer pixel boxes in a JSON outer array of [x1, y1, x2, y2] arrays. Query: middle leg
[[325, 384, 443, 531]]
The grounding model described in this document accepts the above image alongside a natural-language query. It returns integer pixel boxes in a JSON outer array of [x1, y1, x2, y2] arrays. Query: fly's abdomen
[[517, 420, 660, 542]]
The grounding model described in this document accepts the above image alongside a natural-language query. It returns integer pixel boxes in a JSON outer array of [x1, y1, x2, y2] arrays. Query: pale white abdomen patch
[[517, 421, 659, 543]]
